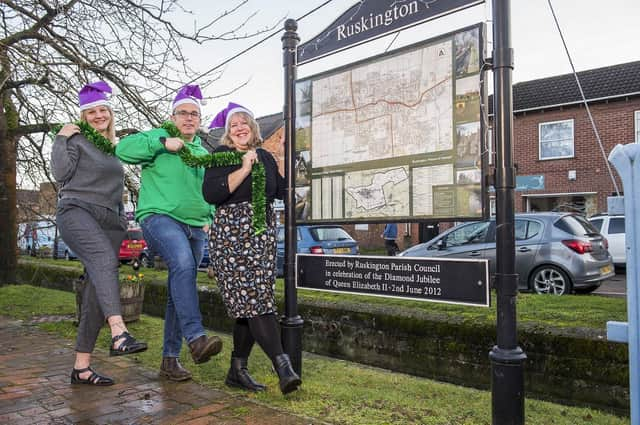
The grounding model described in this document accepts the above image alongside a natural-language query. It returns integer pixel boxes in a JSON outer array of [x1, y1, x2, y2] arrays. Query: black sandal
[[110, 331, 148, 356], [70, 366, 114, 386]]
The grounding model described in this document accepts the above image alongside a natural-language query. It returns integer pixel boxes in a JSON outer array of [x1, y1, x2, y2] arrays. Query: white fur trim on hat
[[225, 106, 253, 128], [172, 97, 201, 111], [79, 99, 111, 111]]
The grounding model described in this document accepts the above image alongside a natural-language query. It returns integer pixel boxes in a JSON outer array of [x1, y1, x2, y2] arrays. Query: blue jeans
[[141, 214, 206, 357]]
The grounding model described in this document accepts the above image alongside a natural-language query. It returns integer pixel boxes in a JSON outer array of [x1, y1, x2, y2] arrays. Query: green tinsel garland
[[160, 121, 267, 235], [50, 120, 268, 234], [51, 121, 115, 156]]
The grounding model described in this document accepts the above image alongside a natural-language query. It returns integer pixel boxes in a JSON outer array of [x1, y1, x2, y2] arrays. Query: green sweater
[[115, 128, 214, 226]]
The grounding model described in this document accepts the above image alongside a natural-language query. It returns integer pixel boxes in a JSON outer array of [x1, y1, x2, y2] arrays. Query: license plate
[[600, 265, 613, 275], [128, 243, 143, 249], [334, 247, 351, 254]]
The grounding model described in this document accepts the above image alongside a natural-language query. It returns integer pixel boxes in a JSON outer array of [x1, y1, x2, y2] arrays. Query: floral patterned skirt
[[210, 202, 277, 318]]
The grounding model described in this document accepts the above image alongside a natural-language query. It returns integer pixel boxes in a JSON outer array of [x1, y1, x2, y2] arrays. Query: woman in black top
[[202, 103, 301, 394]]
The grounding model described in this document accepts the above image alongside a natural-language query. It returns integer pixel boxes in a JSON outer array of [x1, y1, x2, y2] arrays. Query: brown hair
[[220, 111, 262, 150], [80, 105, 116, 142]]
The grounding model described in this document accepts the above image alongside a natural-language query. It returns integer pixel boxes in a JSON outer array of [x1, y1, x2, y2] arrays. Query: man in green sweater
[[116, 85, 221, 381]]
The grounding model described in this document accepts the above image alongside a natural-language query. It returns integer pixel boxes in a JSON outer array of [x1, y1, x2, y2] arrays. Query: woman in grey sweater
[[51, 81, 147, 386]]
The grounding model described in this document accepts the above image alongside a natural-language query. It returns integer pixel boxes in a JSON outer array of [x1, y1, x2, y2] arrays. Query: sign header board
[[296, 254, 490, 307], [297, 0, 484, 64]]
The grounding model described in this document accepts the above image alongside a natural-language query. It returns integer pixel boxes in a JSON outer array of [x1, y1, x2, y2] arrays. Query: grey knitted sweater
[[50, 133, 124, 212]]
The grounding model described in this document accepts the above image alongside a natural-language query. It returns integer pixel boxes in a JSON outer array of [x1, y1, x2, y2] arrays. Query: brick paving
[[0, 316, 315, 425]]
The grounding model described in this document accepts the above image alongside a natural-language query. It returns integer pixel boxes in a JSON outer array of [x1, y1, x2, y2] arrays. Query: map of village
[[299, 26, 482, 221]]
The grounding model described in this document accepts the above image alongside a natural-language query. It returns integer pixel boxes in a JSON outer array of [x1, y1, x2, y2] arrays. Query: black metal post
[[489, 0, 526, 424], [281, 18, 304, 376]]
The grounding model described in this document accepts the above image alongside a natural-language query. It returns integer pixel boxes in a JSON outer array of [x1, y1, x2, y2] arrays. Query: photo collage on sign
[[451, 27, 483, 217], [295, 80, 312, 221]]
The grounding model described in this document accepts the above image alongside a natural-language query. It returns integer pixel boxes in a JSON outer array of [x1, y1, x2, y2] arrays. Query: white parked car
[[588, 214, 625, 267]]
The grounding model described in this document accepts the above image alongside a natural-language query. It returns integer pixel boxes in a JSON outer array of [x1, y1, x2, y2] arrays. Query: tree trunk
[[1, 47, 18, 284], [0, 107, 18, 284]]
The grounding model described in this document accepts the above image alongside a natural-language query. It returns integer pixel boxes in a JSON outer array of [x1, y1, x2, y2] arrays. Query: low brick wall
[[15, 261, 629, 414]]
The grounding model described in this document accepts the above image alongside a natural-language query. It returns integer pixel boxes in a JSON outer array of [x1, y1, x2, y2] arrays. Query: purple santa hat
[[78, 81, 112, 111], [172, 85, 204, 111], [209, 102, 253, 129]]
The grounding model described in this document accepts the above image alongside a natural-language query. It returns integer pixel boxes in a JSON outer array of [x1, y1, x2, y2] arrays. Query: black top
[[202, 146, 285, 207]]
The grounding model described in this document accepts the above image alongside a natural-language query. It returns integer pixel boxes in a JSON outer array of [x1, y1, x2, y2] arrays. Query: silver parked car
[[398, 212, 614, 295]]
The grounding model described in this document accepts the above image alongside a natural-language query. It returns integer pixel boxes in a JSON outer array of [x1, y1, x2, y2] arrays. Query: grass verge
[[0, 284, 629, 425]]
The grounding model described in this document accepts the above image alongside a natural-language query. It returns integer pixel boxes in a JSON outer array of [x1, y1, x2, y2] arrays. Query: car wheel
[[139, 254, 150, 268], [65, 251, 71, 261], [131, 258, 141, 271], [530, 265, 572, 295]]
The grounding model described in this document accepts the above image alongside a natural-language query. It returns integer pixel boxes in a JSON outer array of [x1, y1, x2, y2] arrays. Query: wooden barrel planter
[[119, 280, 145, 323], [74, 278, 145, 324]]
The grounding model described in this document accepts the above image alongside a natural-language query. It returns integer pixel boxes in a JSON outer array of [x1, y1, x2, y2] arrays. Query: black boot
[[225, 357, 266, 392], [273, 354, 301, 394]]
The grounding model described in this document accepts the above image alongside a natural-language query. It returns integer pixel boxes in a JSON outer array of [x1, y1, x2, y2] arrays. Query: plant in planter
[[74, 271, 146, 324]]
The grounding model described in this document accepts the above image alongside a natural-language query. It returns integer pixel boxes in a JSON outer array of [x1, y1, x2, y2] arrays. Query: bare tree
[[0, 0, 282, 282]]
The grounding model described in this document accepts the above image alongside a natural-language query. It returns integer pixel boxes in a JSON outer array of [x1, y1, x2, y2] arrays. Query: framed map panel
[[295, 23, 487, 223]]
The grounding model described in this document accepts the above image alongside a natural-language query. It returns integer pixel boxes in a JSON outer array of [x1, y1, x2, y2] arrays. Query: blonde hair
[[80, 105, 116, 142], [220, 111, 262, 150]]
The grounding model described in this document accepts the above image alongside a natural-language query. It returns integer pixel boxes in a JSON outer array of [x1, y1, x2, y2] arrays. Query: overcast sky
[[179, 0, 640, 121]]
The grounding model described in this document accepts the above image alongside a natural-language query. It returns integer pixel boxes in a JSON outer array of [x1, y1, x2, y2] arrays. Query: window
[[589, 218, 603, 232], [515, 219, 542, 240], [443, 221, 490, 247], [555, 214, 597, 236], [635, 111, 640, 143], [311, 227, 353, 241], [126, 230, 143, 240], [539, 119, 574, 160], [609, 217, 625, 234]]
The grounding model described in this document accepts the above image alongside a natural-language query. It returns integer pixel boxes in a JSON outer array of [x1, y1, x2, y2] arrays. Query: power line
[[384, 32, 400, 53], [186, 0, 335, 86], [547, 0, 620, 196]]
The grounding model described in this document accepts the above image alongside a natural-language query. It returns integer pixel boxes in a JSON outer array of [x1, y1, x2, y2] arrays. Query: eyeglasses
[[174, 110, 201, 119]]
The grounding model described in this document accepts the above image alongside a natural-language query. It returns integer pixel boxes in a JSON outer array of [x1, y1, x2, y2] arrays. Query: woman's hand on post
[[57, 123, 80, 138]]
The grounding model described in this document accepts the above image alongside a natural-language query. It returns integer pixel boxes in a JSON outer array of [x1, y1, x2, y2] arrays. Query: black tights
[[232, 314, 283, 361]]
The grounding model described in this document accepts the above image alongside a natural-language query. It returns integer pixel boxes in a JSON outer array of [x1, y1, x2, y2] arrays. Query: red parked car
[[119, 228, 146, 263]]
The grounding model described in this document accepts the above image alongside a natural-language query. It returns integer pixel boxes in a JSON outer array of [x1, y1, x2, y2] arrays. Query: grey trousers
[[56, 199, 126, 353]]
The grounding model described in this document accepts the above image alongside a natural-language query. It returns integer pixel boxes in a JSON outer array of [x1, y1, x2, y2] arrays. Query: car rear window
[[589, 218, 603, 232], [310, 227, 353, 242], [127, 230, 143, 240], [555, 215, 599, 236]]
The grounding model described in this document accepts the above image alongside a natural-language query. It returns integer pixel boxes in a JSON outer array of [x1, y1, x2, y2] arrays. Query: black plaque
[[297, 0, 484, 64], [296, 254, 489, 307]]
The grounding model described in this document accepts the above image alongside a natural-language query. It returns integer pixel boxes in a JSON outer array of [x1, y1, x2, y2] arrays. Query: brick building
[[492, 60, 640, 216]]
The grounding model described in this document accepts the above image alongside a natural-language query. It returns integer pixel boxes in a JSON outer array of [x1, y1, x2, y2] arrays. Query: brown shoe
[[189, 335, 223, 364], [160, 357, 192, 381]]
